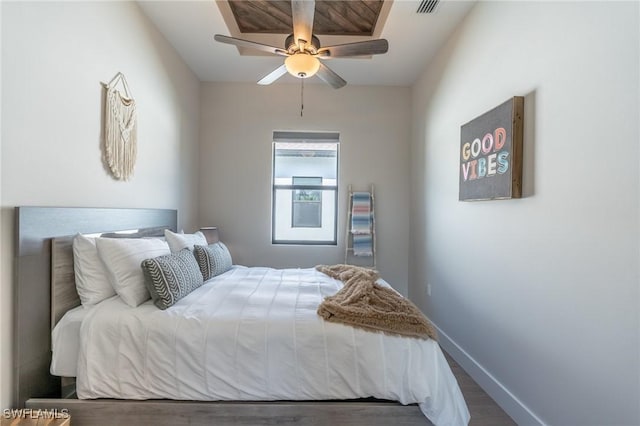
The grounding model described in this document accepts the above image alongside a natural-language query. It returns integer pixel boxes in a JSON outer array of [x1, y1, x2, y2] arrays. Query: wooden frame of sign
[[459, 96, 524, 201]]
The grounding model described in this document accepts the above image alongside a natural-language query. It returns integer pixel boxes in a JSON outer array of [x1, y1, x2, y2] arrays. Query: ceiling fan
[[214, 0, 389, 89]]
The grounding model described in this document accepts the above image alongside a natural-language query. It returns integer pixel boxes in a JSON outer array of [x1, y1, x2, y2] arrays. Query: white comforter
[[77, 266, 469, 425]]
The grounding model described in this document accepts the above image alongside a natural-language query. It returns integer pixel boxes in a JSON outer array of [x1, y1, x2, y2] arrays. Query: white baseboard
[[434, 324, 546, 426]]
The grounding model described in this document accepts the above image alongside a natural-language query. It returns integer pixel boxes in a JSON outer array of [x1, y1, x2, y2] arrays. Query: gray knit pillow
[[141, 248, 204, 310], [193, 242, 232, 281]]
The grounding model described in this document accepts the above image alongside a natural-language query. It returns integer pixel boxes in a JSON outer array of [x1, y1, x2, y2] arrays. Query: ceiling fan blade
[[317, 39, 389, 58], [214, 34, 288, 57], [292, 0, 315, 48], [257, 64, 288, 85], [316, 62, 346, 89]]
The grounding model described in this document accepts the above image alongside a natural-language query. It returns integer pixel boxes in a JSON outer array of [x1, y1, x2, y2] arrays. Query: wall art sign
[[459, 96, 524, 201]]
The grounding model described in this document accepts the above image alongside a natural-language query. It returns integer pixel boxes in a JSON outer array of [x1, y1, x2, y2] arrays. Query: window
[[272, 132, 339, 245], [292, 177, 322, 228]]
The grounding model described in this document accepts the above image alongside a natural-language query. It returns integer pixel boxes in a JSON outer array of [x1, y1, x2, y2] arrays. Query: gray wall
[[410, 1, 639, 425], [199, 82, 411, 295], [0, 1, 200, 408]]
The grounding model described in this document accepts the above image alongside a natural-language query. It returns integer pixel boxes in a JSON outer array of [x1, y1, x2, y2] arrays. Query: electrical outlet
[[427, 283, 432, 296]]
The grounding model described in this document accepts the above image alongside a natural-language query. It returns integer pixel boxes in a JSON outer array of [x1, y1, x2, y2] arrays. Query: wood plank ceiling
[[228, 1, 384, 36]]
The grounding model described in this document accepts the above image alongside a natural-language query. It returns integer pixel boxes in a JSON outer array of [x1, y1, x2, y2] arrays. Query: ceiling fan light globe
[[285, 54, 320, 78]]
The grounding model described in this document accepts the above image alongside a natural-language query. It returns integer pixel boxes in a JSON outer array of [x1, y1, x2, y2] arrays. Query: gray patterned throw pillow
[[141, 248, 204, 310], [193, 242, 233, 281]]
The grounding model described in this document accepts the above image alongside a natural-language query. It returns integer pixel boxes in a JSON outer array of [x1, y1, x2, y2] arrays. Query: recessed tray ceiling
[[227, 0, 385, 36]]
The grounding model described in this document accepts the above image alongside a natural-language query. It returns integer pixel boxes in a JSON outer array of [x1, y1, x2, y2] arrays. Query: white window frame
[[271, 131, 339, 245]]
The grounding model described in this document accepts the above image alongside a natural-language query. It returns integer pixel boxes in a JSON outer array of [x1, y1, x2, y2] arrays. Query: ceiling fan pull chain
[[300, 78, 304, 117]]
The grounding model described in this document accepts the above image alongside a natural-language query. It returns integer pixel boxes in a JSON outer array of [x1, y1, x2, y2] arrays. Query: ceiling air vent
[[417, 0, 440, 14]]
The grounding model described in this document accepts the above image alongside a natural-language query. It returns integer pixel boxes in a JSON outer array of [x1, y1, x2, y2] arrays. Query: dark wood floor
[[443, 352, 516, 426]]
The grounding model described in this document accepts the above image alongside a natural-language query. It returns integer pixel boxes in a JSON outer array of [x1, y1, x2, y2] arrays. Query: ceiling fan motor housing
[[285, 34, 321, 53]]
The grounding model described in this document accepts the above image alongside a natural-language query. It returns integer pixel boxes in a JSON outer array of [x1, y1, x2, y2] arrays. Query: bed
[[14, 206, 469, 426]]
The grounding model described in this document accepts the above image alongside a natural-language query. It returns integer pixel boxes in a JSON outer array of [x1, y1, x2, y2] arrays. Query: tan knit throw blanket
[[316, 264, 437, 340]]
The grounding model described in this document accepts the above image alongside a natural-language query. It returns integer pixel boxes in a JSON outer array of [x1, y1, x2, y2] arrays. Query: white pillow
[[164, 229, 207, 253], [96, 237, 170, 307], [73, 234, 116, 306]]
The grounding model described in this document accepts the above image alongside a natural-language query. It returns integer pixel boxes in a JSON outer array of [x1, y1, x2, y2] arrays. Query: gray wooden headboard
[[14, 207, 177, 406], [50, 236, 79, 330]]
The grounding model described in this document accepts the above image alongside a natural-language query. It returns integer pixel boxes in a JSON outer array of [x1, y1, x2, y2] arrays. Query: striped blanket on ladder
[[351, 192, 373, 256]]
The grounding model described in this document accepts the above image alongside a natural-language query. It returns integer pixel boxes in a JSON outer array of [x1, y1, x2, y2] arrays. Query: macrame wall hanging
[[102, 72, 137, 181]]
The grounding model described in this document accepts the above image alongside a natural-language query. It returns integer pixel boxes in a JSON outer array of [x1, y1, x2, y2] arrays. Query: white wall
[[199, 82, 410, 294], [0, 1, 200, 408], [410, 1, 639, 425], [0, 0, 4, 413]]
